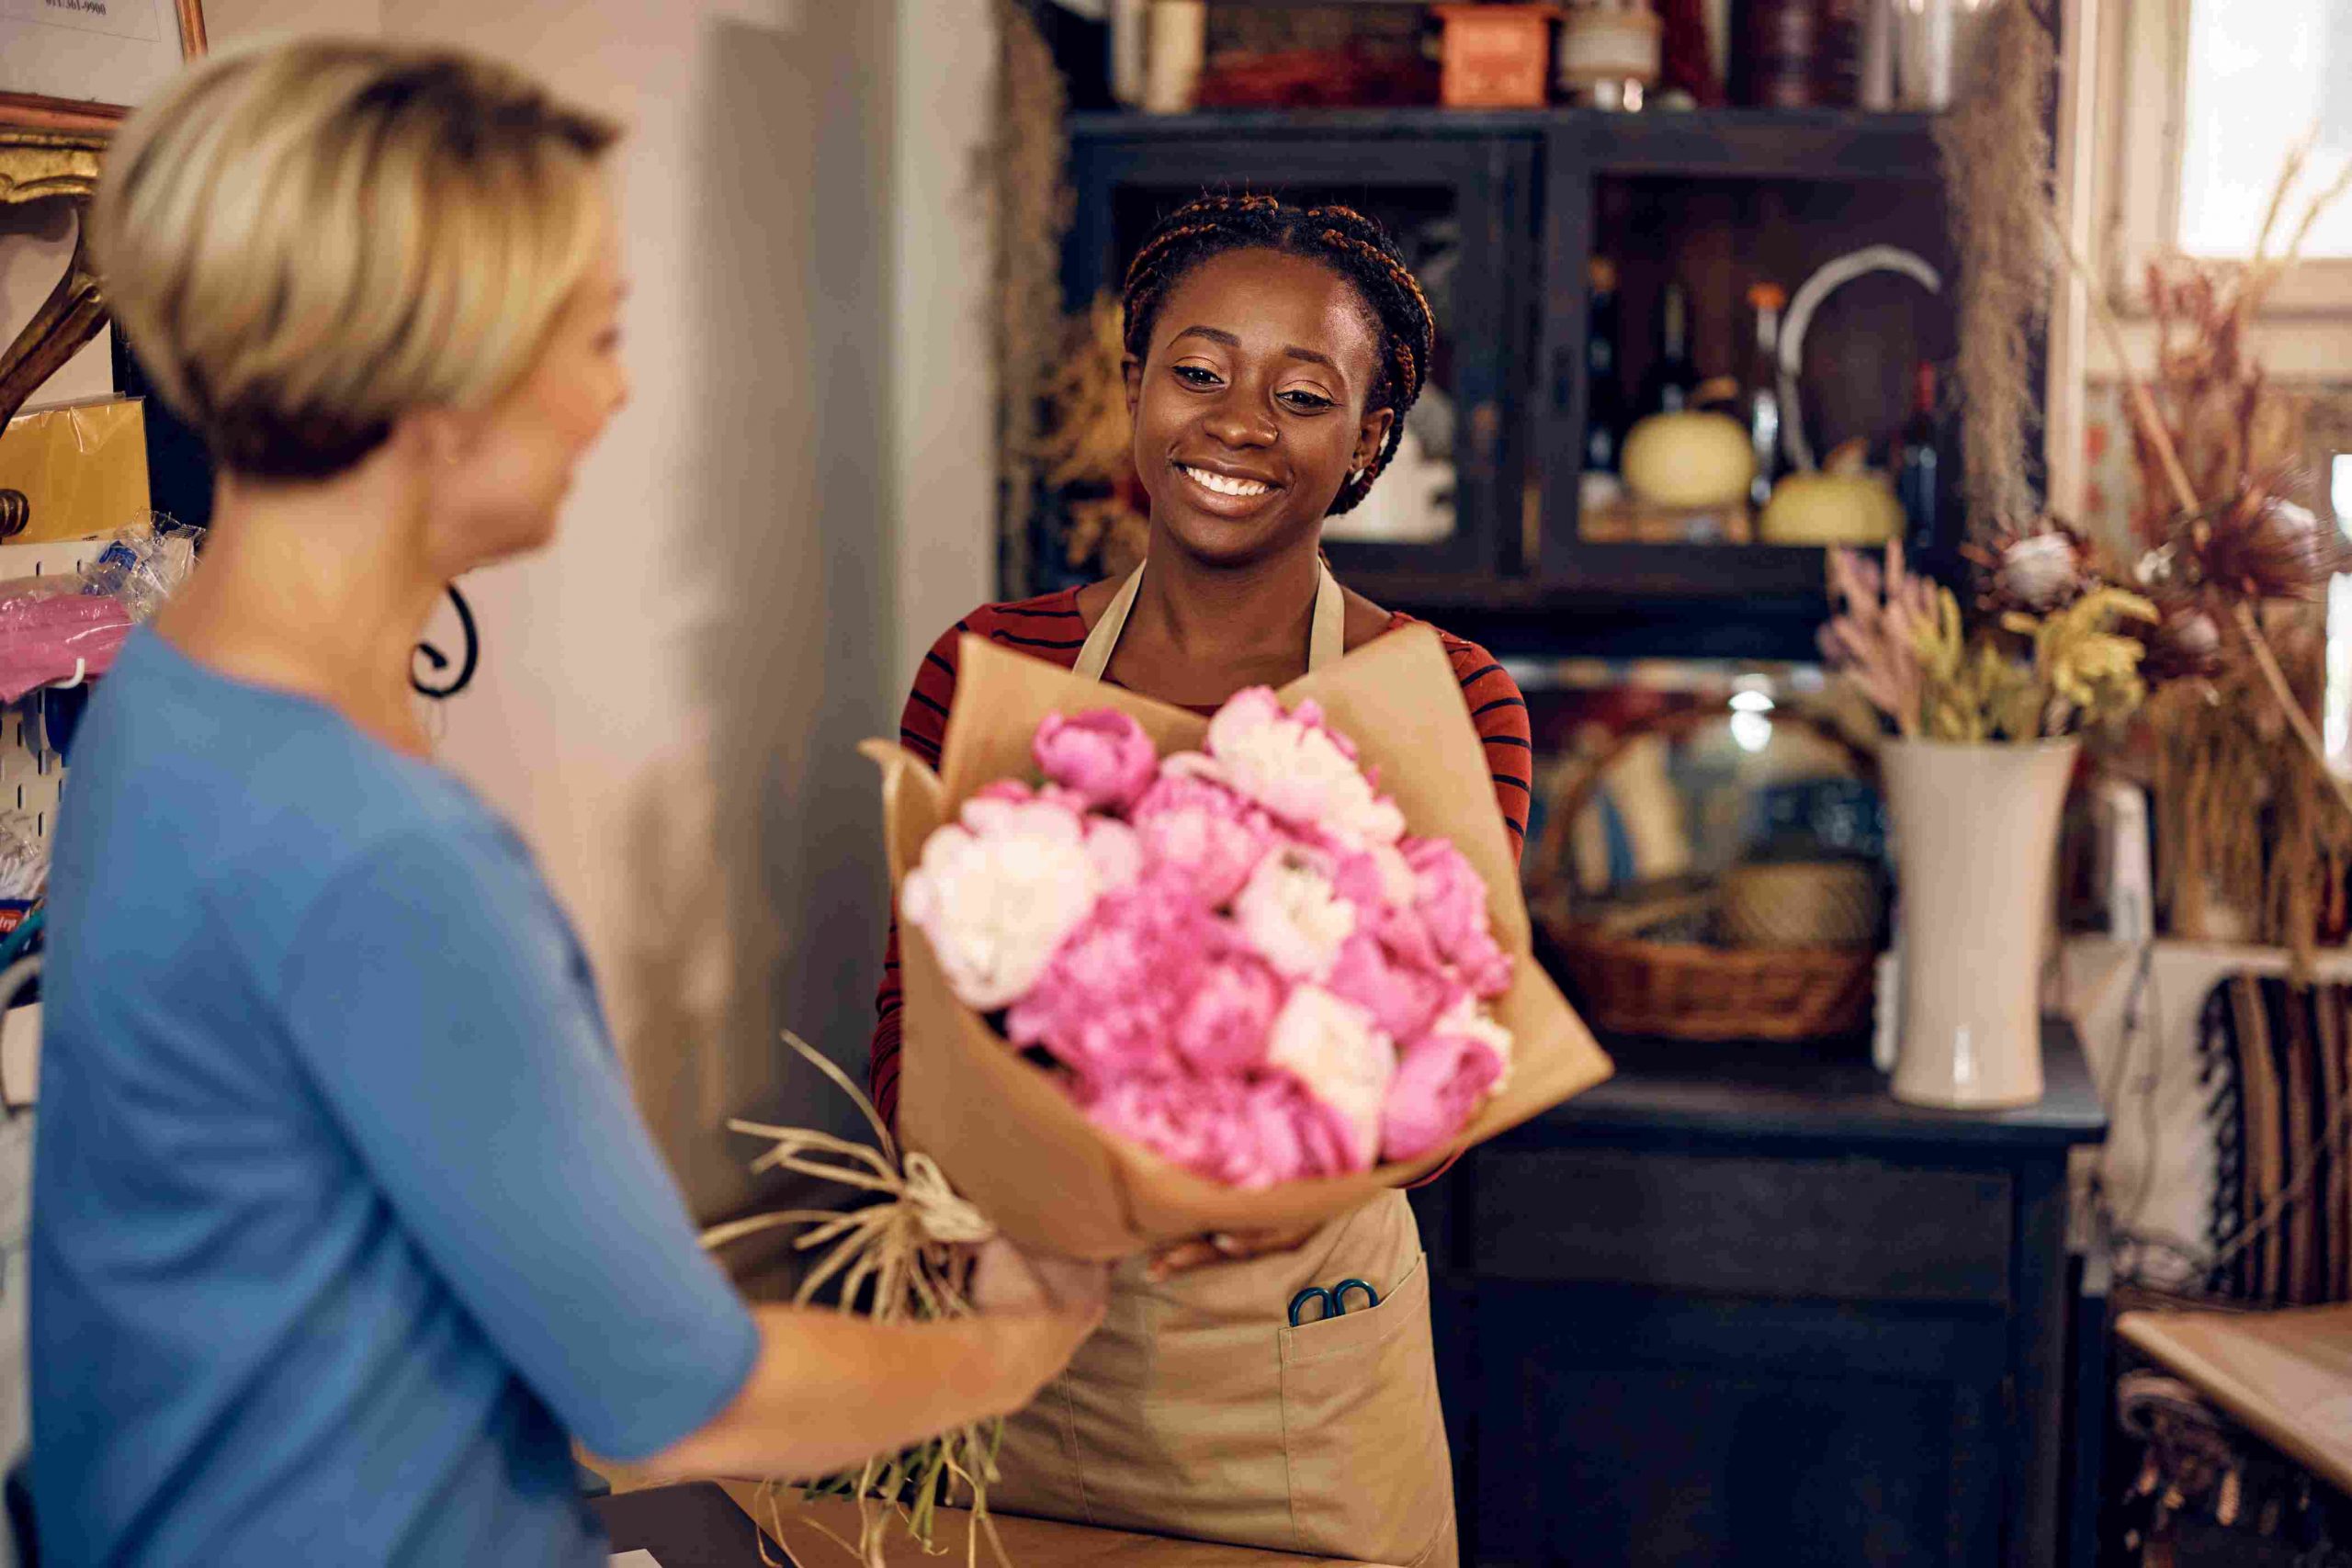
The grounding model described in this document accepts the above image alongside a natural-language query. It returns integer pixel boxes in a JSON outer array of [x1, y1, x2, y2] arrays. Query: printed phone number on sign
[[2, 0, 166, 44]]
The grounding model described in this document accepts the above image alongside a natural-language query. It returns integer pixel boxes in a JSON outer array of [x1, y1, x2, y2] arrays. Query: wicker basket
[[1529, 707, 1881, 1043], [1718, 860, 1883, 949]]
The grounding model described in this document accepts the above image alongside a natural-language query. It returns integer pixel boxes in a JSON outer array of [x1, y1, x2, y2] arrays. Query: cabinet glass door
[[1062, 129, 1534, 589], [1534, 116, 1961, 612]]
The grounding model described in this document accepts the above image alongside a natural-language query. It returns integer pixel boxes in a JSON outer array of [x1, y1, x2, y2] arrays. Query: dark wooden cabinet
[[1064, 120, 1539, 583], [1058, 107, 1966, 660], [1410, 1025, 2107, 1567]]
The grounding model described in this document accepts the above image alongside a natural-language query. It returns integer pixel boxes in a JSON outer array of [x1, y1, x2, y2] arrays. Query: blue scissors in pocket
[[1288, 1278, 1380, 1326]]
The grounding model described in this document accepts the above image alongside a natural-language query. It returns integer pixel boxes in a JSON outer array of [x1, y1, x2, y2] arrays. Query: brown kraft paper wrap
[[861, 624, 1613, 1259]]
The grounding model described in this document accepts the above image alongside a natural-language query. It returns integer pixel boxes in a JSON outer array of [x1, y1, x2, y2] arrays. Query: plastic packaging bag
[[79, 515, 202, 625], [0, 816, 45, 904]]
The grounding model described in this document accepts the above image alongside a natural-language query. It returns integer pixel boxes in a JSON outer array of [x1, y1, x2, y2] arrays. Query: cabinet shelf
[[1069, 105, 1940, 175], [1057, 106, 1963, 660]]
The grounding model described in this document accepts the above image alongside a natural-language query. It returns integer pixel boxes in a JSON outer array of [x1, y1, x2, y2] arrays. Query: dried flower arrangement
[[1822, 133, 2352, 960], [1822, 538, 2156, 742], [990, 0, 1073, 596], [2045, 139, 2352, 948], [1034, 293, 1148, 578]]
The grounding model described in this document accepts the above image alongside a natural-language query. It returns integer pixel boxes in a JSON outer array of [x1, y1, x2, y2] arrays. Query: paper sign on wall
[[0, 398, 150, 546]]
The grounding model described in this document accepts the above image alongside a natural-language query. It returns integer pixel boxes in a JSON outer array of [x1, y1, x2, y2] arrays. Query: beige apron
[[989, 562, 1460, 1568]]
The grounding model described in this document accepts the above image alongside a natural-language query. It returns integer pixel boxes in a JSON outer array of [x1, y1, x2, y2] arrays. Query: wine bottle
[[1894, 361, 1940, 549], [1637, 281, 1697, 418], [1585, 258, 1626, 473], [1746, 280, 1786, 507]]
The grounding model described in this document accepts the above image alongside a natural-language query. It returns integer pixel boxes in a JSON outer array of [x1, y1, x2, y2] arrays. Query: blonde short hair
[[91, 39, 618, 479]]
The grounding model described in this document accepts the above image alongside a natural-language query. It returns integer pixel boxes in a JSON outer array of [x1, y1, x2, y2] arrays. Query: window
[[2103, 0, 2352, 319], [2177, 0, 2352, 258]]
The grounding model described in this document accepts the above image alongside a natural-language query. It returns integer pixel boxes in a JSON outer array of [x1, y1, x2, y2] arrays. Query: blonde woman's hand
[[971, 1235, 1110, 1321], [969, 1237, 1109, 1401]]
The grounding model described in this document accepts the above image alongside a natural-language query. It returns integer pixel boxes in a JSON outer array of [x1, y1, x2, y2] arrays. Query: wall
[[0, 0, 999, 1219], [373, 0, 998, 1215], [892, 2, 999, 704]]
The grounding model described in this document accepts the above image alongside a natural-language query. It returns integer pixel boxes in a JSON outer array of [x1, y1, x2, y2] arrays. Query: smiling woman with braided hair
[[867, 195, 1530, 1565]]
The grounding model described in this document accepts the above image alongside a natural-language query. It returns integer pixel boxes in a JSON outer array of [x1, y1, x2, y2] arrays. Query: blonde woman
[[29, 39, 1102, 1567]]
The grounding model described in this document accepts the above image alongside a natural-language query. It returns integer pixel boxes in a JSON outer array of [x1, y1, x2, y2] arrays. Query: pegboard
[[0, 535, 119, 846]]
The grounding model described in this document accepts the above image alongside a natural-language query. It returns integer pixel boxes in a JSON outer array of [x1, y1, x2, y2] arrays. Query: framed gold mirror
[[0, 4, 205, 471]]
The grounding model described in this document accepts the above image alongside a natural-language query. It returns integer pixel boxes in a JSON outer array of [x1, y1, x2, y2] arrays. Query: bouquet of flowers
[[900, 685, 1519, 1190], [869, 625, 1609, 1258]]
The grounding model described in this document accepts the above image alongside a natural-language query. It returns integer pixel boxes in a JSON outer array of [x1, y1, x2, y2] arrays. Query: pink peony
[[1380, 996, 1514, 1161], [1005, 868, 1214, 1081], [1080, 1073, 1361, 1189], [1264, 984, 1396, 1171], [901, 788, 1102, 1010], [1326, 932, 1453, 1045], [1203, 687, 1406, 847], [1233, 843, 1356, 981], [1171, 939, 1286, 1075], [971, 778, 1039, 807], [1131, 766, 1278, 906], [1326, 843, 1442, 970], [1313, 844, 1451, 1040], [1034, 707, 1159, 813], [1403, 836, 1513, 998]]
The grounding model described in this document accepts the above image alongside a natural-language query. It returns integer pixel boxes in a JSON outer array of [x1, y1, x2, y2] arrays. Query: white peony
[[1266, 985, 1396, 1170], [1234, 845, 1357, 981], [901, 796, 1102, 1010], [1082, 816, 1147, 893], [1367, 840, 1419, 908], [1204, 688, 1406, 847]]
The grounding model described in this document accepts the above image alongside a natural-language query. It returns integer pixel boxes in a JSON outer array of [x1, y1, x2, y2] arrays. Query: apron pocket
[[1277, 1252, 1454, 1564]]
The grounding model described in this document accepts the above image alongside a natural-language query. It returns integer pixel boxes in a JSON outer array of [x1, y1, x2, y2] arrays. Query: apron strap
[[1306, 559, 1345, 672], [1072, 560, 1347, 683], [1071, 564, 1143, 682]]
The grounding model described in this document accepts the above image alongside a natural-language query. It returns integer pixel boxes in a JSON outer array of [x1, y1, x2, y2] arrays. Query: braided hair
[[1120, 193, 1436, 516]]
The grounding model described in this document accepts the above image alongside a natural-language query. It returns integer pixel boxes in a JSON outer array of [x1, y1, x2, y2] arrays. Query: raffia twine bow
[[699, 1034, 1010, 1568]]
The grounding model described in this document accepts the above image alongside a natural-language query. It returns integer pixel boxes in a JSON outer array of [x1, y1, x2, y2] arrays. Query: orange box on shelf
[[1435, 5, 1561, 108]]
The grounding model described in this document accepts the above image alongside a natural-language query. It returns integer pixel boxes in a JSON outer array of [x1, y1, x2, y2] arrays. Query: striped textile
[[2200, 976, 2352, 1304], [869, 585, 1532, 1133]]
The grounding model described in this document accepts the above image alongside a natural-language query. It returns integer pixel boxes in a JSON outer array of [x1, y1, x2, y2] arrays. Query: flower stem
[[2042, 211, 2200, 517], [2232, 602, 2352, 818]]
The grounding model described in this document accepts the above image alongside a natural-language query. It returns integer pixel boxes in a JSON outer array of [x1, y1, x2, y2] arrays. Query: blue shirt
[[31, 632, 760, 1566]]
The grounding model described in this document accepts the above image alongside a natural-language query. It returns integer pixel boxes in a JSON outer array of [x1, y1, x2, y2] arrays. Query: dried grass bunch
[[701, 1035, 1009, 1568], [2147, 628, 2352, 951], [1931, 0, 2058, 535], [1035, 292, 1149, 577]]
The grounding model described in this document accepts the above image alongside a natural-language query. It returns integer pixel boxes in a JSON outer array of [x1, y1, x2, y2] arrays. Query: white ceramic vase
[[1880, 736, 2079, 1109]]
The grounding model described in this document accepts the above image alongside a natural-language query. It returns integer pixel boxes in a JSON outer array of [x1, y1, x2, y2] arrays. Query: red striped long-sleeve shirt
[[869, 587, 1533, 1133]]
